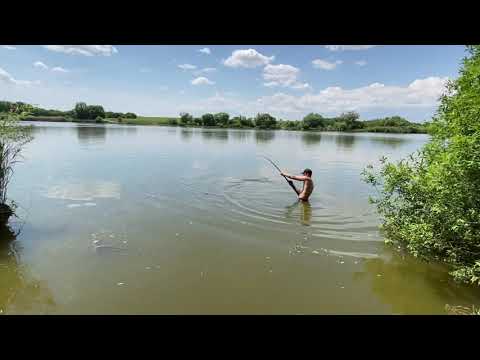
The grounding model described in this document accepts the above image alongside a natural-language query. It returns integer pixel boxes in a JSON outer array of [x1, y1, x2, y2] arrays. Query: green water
[[1, 122, 479, 314]]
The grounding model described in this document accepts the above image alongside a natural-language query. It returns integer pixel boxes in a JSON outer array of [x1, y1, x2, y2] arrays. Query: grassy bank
[[21, 116, 68, 122], [105, 117, 178, 126]]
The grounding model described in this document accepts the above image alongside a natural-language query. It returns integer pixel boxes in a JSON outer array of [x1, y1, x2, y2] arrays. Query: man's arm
[[281, 172, 308, 181]]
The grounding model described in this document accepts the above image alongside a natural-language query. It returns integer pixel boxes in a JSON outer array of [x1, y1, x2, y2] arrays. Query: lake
[[1, 122, 480, 314]]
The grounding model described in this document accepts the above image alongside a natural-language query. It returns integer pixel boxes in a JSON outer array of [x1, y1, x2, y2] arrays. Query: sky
[[0, 45, 467, 121]]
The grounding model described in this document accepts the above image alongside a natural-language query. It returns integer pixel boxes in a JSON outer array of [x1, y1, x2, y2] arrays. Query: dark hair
[[303, 168, 312, 176]]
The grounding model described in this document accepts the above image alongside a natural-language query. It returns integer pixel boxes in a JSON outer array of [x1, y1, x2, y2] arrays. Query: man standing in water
[[281, 168, 314, 201]]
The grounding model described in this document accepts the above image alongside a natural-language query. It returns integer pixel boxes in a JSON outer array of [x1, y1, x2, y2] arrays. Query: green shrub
[[362, 45, 480, 285]]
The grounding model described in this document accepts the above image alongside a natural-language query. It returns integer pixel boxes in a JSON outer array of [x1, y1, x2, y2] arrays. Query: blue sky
[[0, 45, 467, 121]]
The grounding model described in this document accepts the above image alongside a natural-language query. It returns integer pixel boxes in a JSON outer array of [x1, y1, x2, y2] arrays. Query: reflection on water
[[230, 130, 252, 143], [5, 123, 479, 314], [301, 132, 322, 147], [76, 125, 107, 144], [201, 129, 229, 143], [369, 136, 410, 149], [46, 181, 121, 201], [180, 128, 194, 142], [354, 250, 480, 314], [285, 201, 312, 226], [255, 130, 276, 144], [0, 223, 56, 314], [335, 134, 356, 150]]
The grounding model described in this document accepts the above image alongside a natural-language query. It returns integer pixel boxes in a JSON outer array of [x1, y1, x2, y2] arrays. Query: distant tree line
[[175, 111, 426, 133], [0, 101, 137, 122], [72, 102, 137, 121], [1, 100, 425, 133]]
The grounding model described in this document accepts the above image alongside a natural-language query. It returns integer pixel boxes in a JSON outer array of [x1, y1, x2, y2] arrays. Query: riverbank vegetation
[[0, 113, 33, 224], [0, 101, 137, 124], [1, 100, 426, 134], [111, 111, 427, 133], [362, 45, 480, 286]]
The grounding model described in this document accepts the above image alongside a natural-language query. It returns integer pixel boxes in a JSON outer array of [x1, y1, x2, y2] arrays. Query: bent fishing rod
[[261, 156, 299, 195]]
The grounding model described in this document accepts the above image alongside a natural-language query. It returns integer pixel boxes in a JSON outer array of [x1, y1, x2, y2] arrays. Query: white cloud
[[198, 47, 211, 54], [43, 45, 118, 56], [263, 64, 299, 87], [255, 77, 449, 115], [291, 82, 312, 91], [0, 67, 38, 86], [178, 64, 197, 70], [223, 49, 274, 68], [312, 59, 343, 70], [193, 67, 217, 76], [191, 76, 215, 85], [2, 45, 16, 50], [140, 67, 152, 73], [51, 66, 69, 73], [325, 45, 377, 51], [262, 64, 311, 91], [355, 60, 367, 66], [34, 61, 49, 70]]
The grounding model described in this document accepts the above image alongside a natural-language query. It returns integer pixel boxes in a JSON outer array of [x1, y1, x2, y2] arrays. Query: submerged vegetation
[[363, 45, 480, 286]]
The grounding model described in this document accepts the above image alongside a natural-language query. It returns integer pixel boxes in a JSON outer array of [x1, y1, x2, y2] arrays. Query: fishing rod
[[261, 156, 299, 195]]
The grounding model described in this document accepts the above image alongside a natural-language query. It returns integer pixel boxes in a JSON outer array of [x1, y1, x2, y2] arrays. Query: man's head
[[302, 168, 312, 177]]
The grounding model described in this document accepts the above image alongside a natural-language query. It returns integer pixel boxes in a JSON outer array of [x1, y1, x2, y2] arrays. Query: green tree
[[338, 111, 363, 130], [362, 45, 480, 285], [74, 102, 89, 119], [201, 113, 215, 126], [254, 113, 277, 129], [302, 113, 325, 129], [0, 101, 12, 113], [125, 112, 137, 119], [179, 112, 193, 126], [87, 105, 105, 119], [214, 112, 230, 127]]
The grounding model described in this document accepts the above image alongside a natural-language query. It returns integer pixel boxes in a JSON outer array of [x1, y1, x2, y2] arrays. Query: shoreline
[[22, 117, 428, 134]]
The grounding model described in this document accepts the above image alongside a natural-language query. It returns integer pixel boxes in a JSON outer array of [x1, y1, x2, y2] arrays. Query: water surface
[[1, 123, 479, 314]]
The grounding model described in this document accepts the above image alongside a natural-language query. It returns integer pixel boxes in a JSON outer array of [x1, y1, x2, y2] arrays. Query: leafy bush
[[302, 113, 325, 129], [254, 113, 277, 129], [201, 113, 215, 126], [362, 45, 480, 285], [179, 112, 193, 126], [0, 113, 33, 206], [214, 112, 229, 127]]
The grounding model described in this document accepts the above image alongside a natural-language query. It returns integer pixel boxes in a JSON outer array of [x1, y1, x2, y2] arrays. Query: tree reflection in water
[[255, 130, 275, 144], [76, 124, 107, 144], [301, 132, 322, 147]]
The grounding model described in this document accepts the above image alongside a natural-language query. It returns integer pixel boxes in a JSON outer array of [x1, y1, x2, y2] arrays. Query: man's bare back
[[280, 168, 314, 201]]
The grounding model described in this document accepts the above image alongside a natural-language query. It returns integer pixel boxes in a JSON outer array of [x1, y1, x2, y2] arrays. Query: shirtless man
[[281, 168, 314, 201]]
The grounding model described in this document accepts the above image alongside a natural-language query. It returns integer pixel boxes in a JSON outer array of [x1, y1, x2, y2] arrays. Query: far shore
[[22, 116, 428, 134]]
